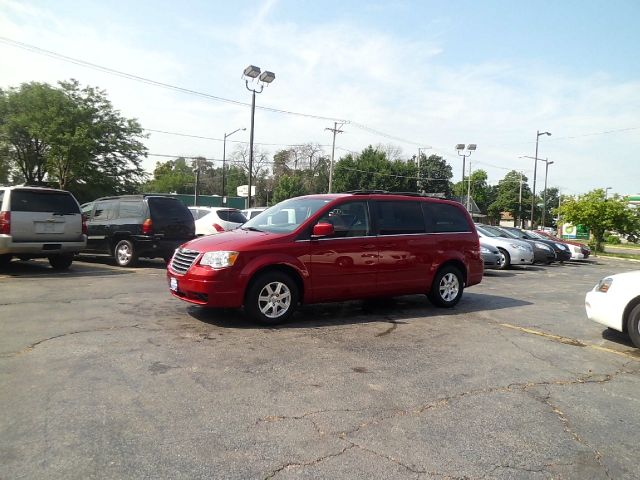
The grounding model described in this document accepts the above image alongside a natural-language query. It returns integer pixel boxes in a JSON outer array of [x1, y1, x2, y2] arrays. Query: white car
[[188, 207, 247, 236], [585, 270, 640, 348], [241, 207, 268, 220]]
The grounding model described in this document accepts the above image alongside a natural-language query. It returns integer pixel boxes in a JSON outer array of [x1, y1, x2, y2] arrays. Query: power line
[[145, 128, 333, 148], [0, 36, 348, 123]]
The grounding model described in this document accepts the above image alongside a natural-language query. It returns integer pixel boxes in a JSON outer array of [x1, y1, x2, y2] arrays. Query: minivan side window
[[376, 201, 425, 235], [423, 203, 471, 233], [93, 200, 118, 221], [318, 201, 371, 238]]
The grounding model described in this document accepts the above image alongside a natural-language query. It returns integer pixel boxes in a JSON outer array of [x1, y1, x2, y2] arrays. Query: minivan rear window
[[423, 203, 471, 233], [148, 197, 192, 220], [376, 201, 426, 235], [11, 190, 80, 214]]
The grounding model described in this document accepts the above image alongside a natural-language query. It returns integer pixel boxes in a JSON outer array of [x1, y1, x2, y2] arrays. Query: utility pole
[[518, 171, 523, 227], [326, 122, 344, 193]]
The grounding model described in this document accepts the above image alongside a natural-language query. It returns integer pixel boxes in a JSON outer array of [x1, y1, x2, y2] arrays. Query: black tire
[[114, 239, 138, 267], [245, 271, 299, 325], [0, 254, 11, 268], [497, 248, 511, 270], [627, 303, 640, 349], [427, 266, 464, 308], [48, 254, 73, 270]]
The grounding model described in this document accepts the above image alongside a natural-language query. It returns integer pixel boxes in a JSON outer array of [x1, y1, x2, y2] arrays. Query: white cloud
[[1, 1, 638, 196]]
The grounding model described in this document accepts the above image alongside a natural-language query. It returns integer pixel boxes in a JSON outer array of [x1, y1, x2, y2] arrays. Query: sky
[[1, 0, 639, 197]]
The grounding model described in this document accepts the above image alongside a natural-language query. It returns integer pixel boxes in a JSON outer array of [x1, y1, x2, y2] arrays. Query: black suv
[[82, 195, 195, 266]]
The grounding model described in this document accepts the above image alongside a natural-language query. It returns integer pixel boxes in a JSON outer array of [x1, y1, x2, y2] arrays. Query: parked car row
[[476, 223, 589, 270]]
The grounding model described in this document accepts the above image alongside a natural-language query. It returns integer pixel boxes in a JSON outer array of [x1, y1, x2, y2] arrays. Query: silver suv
[[0, 186, 87, 269]]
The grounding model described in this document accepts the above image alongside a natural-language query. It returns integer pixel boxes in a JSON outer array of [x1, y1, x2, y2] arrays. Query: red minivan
[[167, 192, 483, 324]]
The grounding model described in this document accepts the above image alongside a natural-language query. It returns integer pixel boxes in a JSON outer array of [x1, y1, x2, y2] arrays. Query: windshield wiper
[[242, 226, 263, 232]]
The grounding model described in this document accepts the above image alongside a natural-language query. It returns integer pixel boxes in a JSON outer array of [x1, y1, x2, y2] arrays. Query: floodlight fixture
[[467, 144, 477, 151], [455, 144, 466, 151], [258, 71, 275, 84], [243, 65, 261, 79]]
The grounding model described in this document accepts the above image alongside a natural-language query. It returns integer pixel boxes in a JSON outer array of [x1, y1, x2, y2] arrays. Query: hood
[[180, 228, 288, 252]]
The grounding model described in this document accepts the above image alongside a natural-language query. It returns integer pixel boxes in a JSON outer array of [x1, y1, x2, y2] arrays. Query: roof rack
[[344, 190, 447, 199]]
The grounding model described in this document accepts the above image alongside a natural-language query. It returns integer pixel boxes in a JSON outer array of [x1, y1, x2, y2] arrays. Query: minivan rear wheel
[[114, 239, 138, 267], [245, 272, 299, 325], [49, 254, 73, 270], [428, 266, 464, 308]]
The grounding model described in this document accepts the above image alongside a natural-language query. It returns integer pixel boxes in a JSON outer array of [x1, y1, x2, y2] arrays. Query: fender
[[237, 251, 311, 298]]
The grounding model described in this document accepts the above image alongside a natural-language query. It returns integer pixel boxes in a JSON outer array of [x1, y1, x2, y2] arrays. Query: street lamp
[[605, 187, 612, 199], [242, 65, 275, 208], [222, 127, 246, 205], [456, 144, 476, 203], [530, 130, 551, 228], [541, 159, 554, 228]]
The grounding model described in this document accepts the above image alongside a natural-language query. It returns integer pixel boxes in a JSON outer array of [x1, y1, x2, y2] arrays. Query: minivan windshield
[[242, 197, 333, 233]]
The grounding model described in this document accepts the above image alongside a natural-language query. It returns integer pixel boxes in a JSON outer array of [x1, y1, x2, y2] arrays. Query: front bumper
[[585, 290, 623, 331], [167, 267, 245, 308]]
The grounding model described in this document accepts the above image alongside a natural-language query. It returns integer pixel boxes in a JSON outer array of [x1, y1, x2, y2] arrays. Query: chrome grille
[[171, 248, 200, 274]]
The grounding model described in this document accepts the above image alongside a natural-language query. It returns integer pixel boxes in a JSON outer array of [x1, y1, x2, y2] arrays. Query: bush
[[607, 235, 621, 245]]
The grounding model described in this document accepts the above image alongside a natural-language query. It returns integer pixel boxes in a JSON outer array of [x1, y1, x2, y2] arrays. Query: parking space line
[[499, 323, 640, 361]]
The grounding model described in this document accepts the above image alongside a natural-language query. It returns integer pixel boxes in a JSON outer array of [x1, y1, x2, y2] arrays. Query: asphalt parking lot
[[1, 256, 639, 479]]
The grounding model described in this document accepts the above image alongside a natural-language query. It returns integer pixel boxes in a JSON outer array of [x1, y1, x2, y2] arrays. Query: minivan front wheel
[[428, 266, 464, 308], [114, 239, 138, 267], [245, 272, 299, 325]]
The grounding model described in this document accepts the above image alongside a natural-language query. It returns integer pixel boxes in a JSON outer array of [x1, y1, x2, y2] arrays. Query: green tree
[[419, 154, 453, 197], [144, 157, 195, 194], [453, 169, 495, 213], [0, 80, 148, 199], [489, 170, 531, 226], [333, 146, 396, 192], [558, 189, 639, 252], [272, 173, 307, 203]]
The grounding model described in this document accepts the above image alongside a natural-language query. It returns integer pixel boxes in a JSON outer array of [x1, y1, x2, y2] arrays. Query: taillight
[[0, 211, 10, 235], [143, 218, 153, 235], [212, 223, 225, 232], [82, 218, 88, 235]]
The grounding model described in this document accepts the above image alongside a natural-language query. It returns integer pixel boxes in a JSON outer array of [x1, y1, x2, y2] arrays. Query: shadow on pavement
[[0, 258, 133, 278], [187, 292, 533, 330]]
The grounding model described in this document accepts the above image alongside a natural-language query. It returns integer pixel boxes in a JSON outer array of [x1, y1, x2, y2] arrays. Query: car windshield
[[526, 230, 545, 239], [475, 225, 498, 237], [242, 197, 333, 233], [482, 225, 511, 238], [495, 228, 519, 239]]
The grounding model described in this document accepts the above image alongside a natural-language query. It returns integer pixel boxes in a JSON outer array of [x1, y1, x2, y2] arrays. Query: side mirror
[[312, 222, 334, 237]]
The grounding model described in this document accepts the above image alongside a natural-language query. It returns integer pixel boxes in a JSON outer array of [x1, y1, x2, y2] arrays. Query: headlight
[[534, 242, 552, 251], [595, 277, 613, 293], [199, 251, 239, 269], [554, 242, 568, 250], [480, 246, 490, 254]]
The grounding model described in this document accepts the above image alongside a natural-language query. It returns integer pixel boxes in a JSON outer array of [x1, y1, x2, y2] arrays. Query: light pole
[[242, 65, 275, 209], [466, 159, 472, 212], [456, 144, 476, 203], [530, 130, 551, 228], [222, 127, 245, 205], [541, 159, 554, 228], [605, 187, 612, 199], [326, 122, 344, 193]]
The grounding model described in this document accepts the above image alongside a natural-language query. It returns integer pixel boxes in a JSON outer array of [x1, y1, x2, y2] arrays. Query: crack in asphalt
[[0, 324, 143, 357], [258, 365, 636, 479], [263, 444, 355, 479], [532, 384, 615, 480]]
